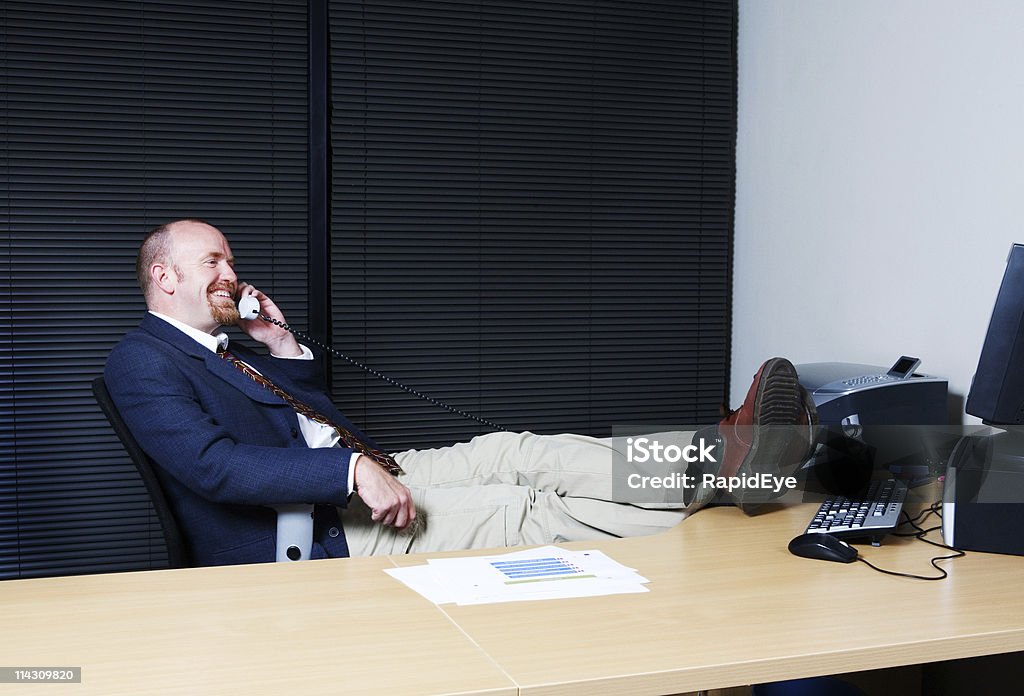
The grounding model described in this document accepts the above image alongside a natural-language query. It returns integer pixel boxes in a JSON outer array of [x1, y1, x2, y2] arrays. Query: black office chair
[[92, 376, 191, 568]]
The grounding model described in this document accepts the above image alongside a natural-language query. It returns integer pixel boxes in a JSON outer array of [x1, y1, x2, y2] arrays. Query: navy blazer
[[105, 313, 375, 566]]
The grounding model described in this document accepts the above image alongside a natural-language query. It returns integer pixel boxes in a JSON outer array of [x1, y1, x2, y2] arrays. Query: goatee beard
[[210, 300, 240, 326]]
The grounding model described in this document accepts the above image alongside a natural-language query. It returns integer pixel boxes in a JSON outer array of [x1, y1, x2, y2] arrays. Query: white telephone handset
[[237, 294, 261, 321]]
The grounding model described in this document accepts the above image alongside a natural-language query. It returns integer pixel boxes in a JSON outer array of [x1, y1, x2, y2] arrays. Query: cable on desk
[[856, 503, 965, 581]]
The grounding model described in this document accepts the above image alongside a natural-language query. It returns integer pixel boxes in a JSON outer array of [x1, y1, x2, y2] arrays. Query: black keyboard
[[804, 478, 907, 546]]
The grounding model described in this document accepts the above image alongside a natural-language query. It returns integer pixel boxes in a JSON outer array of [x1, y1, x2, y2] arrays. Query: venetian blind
[[0, 0, 309, 578], [329, 0, 737, 451]]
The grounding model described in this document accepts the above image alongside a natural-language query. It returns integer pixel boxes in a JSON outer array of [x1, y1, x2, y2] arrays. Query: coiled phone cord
[[256, 313, 510, 433]]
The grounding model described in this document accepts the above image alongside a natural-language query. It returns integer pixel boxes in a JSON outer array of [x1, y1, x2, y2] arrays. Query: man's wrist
[[272, 343, 314, 361], [264, 332, 304, 358]]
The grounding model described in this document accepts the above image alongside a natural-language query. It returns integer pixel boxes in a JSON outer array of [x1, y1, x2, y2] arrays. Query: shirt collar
[[149, 311, 229, 353]]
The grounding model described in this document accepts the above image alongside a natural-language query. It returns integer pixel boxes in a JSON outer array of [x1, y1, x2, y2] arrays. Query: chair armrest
[[273, 504, 315, 562]]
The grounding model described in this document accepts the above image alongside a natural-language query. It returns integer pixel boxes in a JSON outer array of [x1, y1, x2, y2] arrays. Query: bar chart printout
[[385, 546, 651, 605], [490, 557, 594, 584]]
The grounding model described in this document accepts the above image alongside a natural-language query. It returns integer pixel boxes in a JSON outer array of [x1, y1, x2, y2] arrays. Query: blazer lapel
[[140, 313, 285, 406], [204, 352, 287, 405]]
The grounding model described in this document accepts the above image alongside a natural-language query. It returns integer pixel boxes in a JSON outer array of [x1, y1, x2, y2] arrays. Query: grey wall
[[733, 0, 1024, 422]]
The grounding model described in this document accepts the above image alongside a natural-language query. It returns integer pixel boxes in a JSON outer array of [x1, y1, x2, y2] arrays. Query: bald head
[[137, 219, 240, 332], [137, 218, 214, 303]]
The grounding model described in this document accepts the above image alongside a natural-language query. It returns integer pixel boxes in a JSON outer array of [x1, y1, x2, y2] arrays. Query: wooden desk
[[2, 501, 1023, 695], [0, 555, 515, 696], [403, 503, 1024, 695]]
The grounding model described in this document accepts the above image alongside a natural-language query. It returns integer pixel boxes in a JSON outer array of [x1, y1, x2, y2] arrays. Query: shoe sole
[[736, 358, 806, 513]]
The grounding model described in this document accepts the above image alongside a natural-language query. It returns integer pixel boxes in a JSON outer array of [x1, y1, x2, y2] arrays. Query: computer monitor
[[966, 243, 1024, 425]]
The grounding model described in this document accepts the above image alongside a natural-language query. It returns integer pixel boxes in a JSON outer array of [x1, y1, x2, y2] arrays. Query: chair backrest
[[91, 376, 191, 568]]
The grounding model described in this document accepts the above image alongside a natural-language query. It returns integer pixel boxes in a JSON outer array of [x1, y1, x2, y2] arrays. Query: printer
[[796, 359, 949, 494]]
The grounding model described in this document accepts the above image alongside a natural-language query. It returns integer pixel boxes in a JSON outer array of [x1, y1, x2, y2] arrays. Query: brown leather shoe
[[717, 358, 818, 512]]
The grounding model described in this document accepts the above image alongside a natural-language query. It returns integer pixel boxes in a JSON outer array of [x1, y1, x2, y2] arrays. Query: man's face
[[164, 222, 240, 332]]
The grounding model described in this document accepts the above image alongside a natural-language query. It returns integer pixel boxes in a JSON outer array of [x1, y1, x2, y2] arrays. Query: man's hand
[[353, 455, 416, 530], [235, 283, 303, 357]]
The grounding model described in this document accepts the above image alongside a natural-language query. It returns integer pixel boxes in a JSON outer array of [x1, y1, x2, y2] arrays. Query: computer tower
[[943, 432, 1024, 556]]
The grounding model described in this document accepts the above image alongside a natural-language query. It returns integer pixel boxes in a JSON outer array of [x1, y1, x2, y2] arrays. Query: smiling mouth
[[209, 288, 235, 302]]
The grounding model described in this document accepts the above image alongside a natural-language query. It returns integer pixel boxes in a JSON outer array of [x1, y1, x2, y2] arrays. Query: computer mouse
[[787, 533, 858, 563]]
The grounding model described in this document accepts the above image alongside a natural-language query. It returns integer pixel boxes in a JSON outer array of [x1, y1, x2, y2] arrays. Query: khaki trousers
[[340, 430, 708, 556]]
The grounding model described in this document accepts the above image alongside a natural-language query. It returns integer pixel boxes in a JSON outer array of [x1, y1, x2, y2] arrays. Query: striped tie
[[218, 348, 404, 476]]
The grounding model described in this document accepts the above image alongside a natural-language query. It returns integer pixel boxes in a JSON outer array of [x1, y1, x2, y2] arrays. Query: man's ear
[[150, 262, 176, 296]]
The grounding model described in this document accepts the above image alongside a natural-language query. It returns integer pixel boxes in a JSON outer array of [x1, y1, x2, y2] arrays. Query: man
[[105, 219, 816, 566]]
